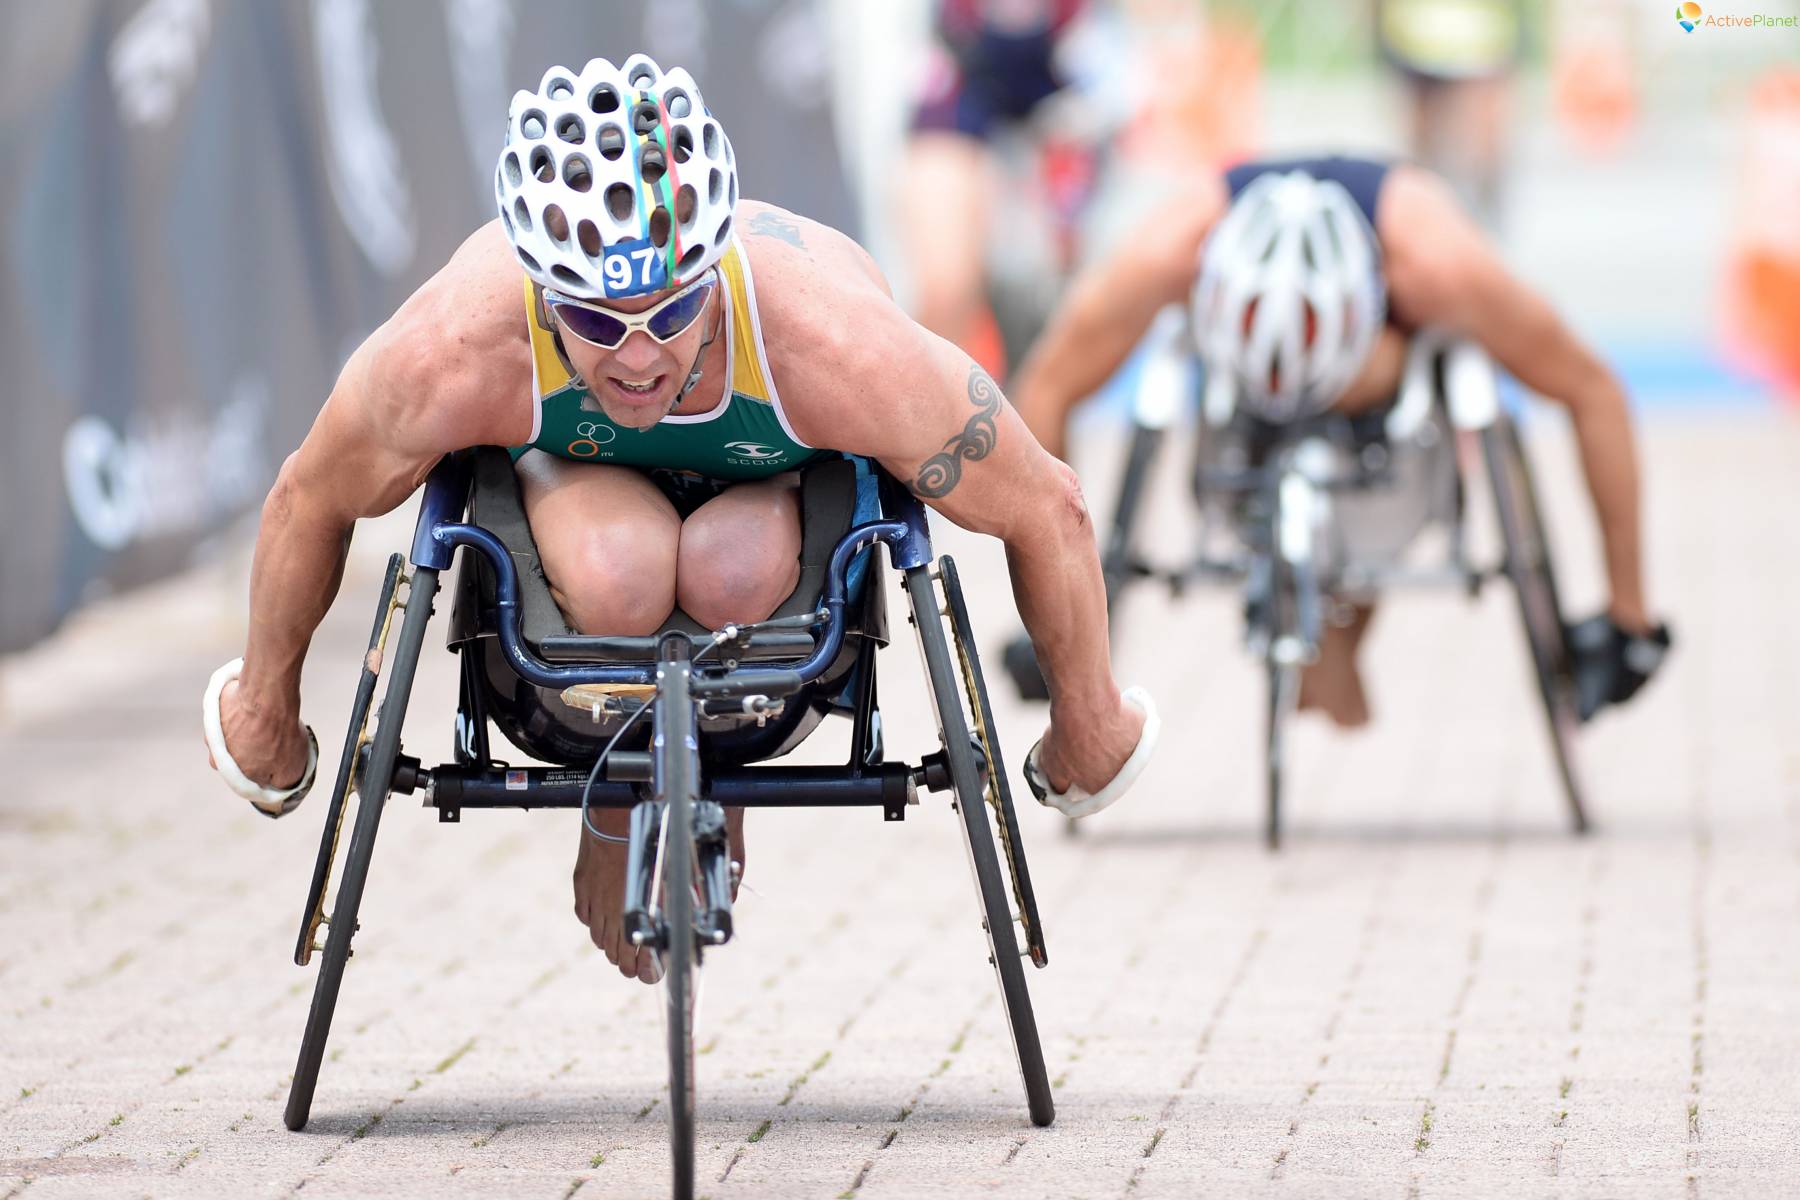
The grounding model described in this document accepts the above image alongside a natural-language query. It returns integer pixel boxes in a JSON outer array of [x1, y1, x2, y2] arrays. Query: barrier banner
[[0, 0, 853, 653]]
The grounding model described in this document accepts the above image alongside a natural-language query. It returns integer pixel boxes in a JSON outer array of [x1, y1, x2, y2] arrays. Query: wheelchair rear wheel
[[940, 557, 1047, 968], [285, 564, 440, 1131], [906, 563, 1055, 1128], [1480, 414, 1590, 833], [293, 554, 405, 969], [1102, 420, 1165, 612]]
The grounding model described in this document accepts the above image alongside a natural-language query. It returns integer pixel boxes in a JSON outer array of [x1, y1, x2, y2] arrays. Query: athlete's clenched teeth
[[608, 375, 665, 398]]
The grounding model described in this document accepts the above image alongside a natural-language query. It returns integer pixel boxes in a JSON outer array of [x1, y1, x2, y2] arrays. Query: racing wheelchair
[[1008, 315, 1589, 848], [280, 448, 1053, 1198]]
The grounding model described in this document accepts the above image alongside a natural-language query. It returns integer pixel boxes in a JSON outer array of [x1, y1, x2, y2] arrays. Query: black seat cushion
[[460, 447, 857, 655], [445, 447, 879, 766]]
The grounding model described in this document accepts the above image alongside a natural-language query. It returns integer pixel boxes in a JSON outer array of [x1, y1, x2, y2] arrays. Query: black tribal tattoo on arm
[[911, 366, 1002, 499]]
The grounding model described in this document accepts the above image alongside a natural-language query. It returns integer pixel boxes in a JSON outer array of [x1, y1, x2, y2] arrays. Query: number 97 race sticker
[[602, 236, 669, 298]]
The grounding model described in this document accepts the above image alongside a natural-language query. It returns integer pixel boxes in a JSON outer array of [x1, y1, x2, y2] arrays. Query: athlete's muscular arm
[[776, 280, 1142, 792], [1009, 177, 1227, 460], [1379, 168, 1652, 631], [220, 224, 531, 787]]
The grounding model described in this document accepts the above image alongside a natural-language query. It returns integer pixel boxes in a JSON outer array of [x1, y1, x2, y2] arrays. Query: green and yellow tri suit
[[512, 238, 831, 509]]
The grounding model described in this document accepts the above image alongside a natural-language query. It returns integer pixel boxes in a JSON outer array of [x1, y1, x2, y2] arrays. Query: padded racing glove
[[1567, 615, 1673, 722]]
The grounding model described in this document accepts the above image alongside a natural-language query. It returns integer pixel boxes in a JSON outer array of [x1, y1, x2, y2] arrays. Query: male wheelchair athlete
[[1008, 317, 1588, 848], [281, 448, 1054, 1198]]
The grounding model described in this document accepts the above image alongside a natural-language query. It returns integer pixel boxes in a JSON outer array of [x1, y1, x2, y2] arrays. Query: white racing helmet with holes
[[1192, 170, 1387, 423], [495, 54, 738, 301]]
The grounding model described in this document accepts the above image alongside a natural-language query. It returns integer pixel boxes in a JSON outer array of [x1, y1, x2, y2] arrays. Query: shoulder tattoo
[[911, 366, 1002, 500], [746, 209, 806, 251]]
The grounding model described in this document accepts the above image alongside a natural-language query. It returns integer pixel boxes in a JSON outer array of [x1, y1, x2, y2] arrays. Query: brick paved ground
[[1, 412, 1796, 1199]]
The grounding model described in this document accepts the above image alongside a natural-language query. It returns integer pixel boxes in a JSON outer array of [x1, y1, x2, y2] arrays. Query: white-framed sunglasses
[[544, 270, 718, 350]]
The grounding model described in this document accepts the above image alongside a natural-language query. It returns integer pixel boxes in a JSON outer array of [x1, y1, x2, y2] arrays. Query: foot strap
[[1023, 686, 1160, 819], [203, 658, 318, 818]]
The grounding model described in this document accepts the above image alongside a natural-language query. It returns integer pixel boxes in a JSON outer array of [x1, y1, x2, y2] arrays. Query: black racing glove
[[1567, 614, 1673, 722], [1002, 633, 1052, 703]]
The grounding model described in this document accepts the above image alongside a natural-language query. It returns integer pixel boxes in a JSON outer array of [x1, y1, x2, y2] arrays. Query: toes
[[610, 924, 638, 978], [592, 915, 613, 958]]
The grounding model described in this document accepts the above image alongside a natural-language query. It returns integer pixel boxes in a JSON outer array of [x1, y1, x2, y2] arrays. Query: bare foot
[[573, 807, 661, 984], [724, 807, 746, 900], [1297, 606, 1375, 728], [572, 805, 749, 984]]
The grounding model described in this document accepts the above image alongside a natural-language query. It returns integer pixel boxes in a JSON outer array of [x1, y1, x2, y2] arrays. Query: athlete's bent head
[[495, 54, 739, 428], [1192, 171, 1386, 424]]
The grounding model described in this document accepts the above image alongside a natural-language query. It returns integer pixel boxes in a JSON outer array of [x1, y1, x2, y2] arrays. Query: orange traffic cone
[[1723, 71, 1800, 402], [1551, 1, 1638, 154]]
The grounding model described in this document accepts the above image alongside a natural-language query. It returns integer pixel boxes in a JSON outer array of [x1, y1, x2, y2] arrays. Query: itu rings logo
[[1676, 2, 1702, 30]]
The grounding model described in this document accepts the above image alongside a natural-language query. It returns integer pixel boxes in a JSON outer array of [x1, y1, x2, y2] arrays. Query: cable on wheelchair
[[576, 615, 824, 845], [578, 704, 653, 846]]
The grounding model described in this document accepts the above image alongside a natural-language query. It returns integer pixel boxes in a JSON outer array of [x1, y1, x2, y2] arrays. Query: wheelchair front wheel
[[1480, 414, 1590, 833], [1261, 546, 1305, 851], [1265, 656, 1299, 851], [650, 648, 700, 1200], [906, 564, 1055, 1128]]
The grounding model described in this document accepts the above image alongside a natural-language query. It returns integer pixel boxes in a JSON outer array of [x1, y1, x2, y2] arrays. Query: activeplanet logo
[[1676, 2, 1798, 30]]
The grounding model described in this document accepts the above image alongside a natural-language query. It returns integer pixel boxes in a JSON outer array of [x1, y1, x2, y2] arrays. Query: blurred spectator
[[894, 0, 1106, 378], [1375, 0, 1524, 227]]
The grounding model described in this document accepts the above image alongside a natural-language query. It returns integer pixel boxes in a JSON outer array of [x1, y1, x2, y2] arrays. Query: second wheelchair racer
[[1010, 155, 1671, 726]]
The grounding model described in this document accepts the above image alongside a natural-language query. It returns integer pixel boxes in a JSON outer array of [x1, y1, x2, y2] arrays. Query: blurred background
[[1, 0, 1795, 662]]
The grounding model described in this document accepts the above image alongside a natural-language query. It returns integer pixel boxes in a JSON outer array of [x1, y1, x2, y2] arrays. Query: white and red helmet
[[495, 55, 738, 301], [1192, 171, 1386, 422]]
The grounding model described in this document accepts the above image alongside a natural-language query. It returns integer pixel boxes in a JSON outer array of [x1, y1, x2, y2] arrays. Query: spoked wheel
[[906, 562, 1055, 1128], [285, 561, 439, 1132], [650, 650, 701, 1200], [1480, 414, 1589, 833]]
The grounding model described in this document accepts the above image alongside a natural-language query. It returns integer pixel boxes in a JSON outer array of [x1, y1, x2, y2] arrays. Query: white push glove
[[202, 658, 318, 818], [1023, 686, 1160, 819]]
